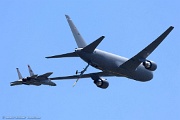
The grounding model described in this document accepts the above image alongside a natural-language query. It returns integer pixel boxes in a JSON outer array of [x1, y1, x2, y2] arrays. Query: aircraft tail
[[46, 52, 78, 58], [82, 36, 105, 53], [16, 68, 23, 79], [28, 65, 35, 76], [65, 15, 87, 48]]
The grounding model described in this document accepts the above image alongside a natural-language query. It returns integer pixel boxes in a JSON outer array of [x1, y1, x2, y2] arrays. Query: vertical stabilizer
[[16, 68, 23, 79], [65, 15, 87, 48], [28, 65, 35, 76]]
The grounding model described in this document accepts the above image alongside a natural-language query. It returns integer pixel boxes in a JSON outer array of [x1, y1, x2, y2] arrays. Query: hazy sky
[[1, 0, 179, 120]]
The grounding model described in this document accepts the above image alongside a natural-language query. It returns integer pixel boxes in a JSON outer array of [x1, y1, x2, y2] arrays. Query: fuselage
[[22, 78, 56, 86], [75, 48, 153, 81]]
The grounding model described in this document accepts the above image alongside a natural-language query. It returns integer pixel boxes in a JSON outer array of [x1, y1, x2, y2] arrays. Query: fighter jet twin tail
[[11, 15, 174, 89]]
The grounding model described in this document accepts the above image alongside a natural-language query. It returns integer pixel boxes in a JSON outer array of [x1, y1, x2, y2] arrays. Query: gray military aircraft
[[46, 15, 174, 89], [11, 65, 56, 86]]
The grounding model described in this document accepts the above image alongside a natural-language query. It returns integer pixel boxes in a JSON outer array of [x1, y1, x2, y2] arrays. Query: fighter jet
[[46, 15, 174, 89], [11, 65, 56, 86]]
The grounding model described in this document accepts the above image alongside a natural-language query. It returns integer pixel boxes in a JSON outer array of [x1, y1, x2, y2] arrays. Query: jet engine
[[143, 60, 157, 71], [93, 78, 109, 89]]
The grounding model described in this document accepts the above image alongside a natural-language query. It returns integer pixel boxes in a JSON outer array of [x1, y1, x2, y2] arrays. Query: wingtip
[[170, 26, 174, 29], [10, 83, 13, 86], [49, 72, 53, 74], [45, 56, 50, 59], [65, 14, 70, 20], [167, 26, 174, 33]]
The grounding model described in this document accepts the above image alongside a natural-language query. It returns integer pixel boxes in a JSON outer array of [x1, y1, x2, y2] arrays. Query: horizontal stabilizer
[[82, 36, 105, 53], [46, 52, 78, 58], [10, 81, 23, 86]]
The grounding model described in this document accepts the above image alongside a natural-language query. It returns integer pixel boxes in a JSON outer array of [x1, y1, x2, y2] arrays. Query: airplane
[[11, 65, 56, 86], [46, 15, 174, 89]]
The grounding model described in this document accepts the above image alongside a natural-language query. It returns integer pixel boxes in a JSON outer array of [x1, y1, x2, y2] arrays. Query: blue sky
[[0, 0, 179, 120]]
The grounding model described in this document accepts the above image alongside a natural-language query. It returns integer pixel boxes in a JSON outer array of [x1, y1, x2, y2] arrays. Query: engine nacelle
[[143, 60, 157, 71], [94, 78, 109, 89]]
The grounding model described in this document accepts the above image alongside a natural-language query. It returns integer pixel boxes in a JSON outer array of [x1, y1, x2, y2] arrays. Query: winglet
[[82, 36, 105, 53]]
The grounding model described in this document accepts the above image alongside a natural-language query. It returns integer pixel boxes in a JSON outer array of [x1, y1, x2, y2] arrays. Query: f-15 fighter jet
[[11, 65, 56, 86]]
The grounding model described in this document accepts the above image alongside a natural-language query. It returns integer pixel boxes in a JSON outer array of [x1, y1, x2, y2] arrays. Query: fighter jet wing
[[37, 72, 53, 79], [50, 72, 113, 80], [119, 26, 174, 71], [30, 74, 38, 78]]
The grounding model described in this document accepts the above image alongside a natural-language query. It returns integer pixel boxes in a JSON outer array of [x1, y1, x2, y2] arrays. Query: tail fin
[[16, 68, 23, 79], [65, 15, 87, 48], [28, 65, 35, 76]]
